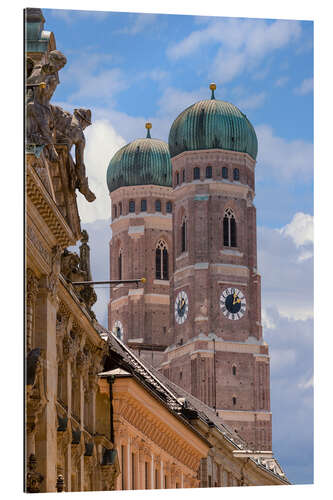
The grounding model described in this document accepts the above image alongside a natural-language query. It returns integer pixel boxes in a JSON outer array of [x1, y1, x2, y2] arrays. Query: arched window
[[206, 165, 212, 178], [141, 199, 147, 212], [129, 200, 135, 213], [232, 396, 237, 406], [222, 166, 228, 179], [166, 201, 172, 213], [155, 240, 169, 280], [176, 172, 179, 185], [232, 365, 237, 376], [182, 169, 186, 182], [113, 204, 117, 218], [155, 199, 161, 212], [233, 168, 240, 181], [223, 208, 237, 247], [181, 218, 187, 252], [119, 202, 122, 215], [193, 167, 200, 180], [118, 252, 122, 280]]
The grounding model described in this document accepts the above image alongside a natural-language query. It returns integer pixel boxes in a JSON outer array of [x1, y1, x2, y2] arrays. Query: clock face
[[175, 291, 189, 324], [113, 320, 124, 340], [220, 288, 246, 321]]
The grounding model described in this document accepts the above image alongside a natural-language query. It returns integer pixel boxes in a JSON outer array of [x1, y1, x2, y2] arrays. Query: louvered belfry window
[[156, 240, 169, 280], [181, 219, 187, 252], [223, 208, 237, 247]]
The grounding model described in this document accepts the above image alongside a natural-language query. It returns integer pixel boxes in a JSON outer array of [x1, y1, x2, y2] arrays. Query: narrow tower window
[[232, 396, 237, 405], [233, 168, 240, 181], [206, 165, 212, 178], [155, 240, 168, 280], [232, 365, 237, 376], [176, 172, 179, 185], [182, 169, 186, 182], [141, 199, 147, 212], [118, 252, 122, 280], [166, 201, 172, 213], [119, 202, 122, 215], [129, 200, 135, 213], [223, 208, 237, 247], [193, 167, 200, 180], [155, 199, 161, 212], [181, 218, 187, 252], [222, 166, 228, 179]]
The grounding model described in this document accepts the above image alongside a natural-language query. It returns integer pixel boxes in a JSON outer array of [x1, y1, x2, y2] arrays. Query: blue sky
[[42, 7, 313, 486]]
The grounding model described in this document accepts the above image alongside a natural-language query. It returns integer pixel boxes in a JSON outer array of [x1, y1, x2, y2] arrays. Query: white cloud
[[256, 124, 313, 181], [279, 212, 313, 247], [275, 76, 289, 87], [77, 119, 126, 223], [116, 13, 157, 35], [157, 86, 207, 119], [294, 77, 313, 95], [258, 214, 313, 321], [234, 91, 266, 110], [58, 52, 128, 104], [167, 18, 302, 83], [50, 9, 109, 24]]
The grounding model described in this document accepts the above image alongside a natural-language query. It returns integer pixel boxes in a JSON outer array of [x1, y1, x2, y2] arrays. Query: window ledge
[[221, 248, 243, 257], [154, 279, 170, 285], [176, 252, 189, 261]]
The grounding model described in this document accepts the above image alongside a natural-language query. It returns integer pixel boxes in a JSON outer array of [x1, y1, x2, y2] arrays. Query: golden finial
[[145, 122, 152, 138], [141, 277, 147, 284], [210, 82, 216, 99]]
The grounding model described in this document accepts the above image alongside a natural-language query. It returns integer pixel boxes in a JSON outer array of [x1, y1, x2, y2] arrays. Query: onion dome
[[168, 83, 258, 160], [107, 123, 172, 193]]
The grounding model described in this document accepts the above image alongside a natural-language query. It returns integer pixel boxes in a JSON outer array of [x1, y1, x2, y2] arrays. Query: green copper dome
[[168, 84, 258, 160], [107, 124, 172, 193]]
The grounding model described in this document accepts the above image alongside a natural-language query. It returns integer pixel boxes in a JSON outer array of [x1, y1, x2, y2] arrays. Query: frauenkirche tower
[[107, 86, 272, 452]]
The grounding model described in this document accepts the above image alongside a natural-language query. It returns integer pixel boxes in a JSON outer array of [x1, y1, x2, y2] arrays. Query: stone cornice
[[26, 160, 77, 249], [171, 148, 256, 169], [112, 377, 209, 472]]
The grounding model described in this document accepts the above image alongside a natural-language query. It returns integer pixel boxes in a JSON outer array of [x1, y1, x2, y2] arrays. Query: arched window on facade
[[232, 396, 237, 406], [129, 200, 135, 213], [222, 166, 228, 179], [232, 365, 237, 376], [155, 199, 161, 212], [181, 217, 187, 253], [223, 208, 237, 247], [206, 165, 212, 178], [166, 201, 172, 213], [118, 251, 122, 280], [141, 199, 147, 212], [119, 202, 122, 215], [233, 168, 240, 181], [182, 169, 186, 182], [193, 167, 200, 180], [155, 240, 169, 280], [176, 172, 179, 185], [113, 204, 117, 218]]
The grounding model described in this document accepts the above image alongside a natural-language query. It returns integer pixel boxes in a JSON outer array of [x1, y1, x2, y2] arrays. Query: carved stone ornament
[[26, 454, 44, 493], [26, 348, 47, 434], [26, 268, 39, 302], [62, 335, 77, 361]]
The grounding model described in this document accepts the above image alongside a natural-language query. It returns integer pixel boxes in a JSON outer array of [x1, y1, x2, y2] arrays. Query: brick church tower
[[106, 124, 174, 365], [161, 84, 272, 451]]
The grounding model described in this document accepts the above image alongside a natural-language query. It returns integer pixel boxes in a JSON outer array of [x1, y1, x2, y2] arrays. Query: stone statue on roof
[[51, 106, 96, 202], [26, 49, 67, 163]]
